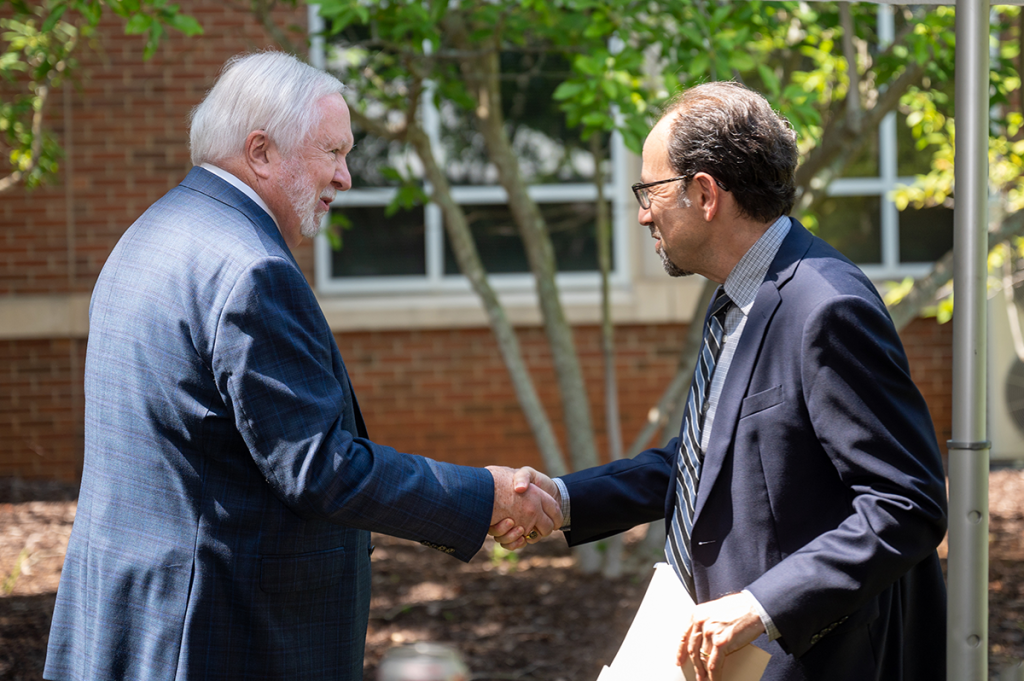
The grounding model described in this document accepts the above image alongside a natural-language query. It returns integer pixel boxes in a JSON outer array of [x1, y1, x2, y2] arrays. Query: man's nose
[[334, 159, 352, 192]]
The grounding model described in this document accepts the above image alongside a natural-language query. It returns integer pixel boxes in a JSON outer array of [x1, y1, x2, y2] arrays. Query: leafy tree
[[0, 0, 202, 193]]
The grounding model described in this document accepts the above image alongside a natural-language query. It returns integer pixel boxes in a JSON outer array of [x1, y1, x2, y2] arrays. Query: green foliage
[[325, 209, 353, 251], [315, 1, 990, 185], [313, 0, 1024, 332], [489, 542, 520, 570], [1, 0, 202, 191]]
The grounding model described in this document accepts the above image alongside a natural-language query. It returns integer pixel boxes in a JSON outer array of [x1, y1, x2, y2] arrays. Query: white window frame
[[309, 6, 632, 298], [826, 3, 936, 281]]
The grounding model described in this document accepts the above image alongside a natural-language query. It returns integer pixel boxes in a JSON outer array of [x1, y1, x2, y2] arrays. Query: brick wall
[[0, 1, 313, 295], [0, 318, 954, 480], [0, 339, 86, 480], [342, 324, 691, 471], [901, 314, 955, 453]]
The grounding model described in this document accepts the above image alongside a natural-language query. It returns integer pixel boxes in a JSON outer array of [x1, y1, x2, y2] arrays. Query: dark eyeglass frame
[[631, 174, 728, 209]]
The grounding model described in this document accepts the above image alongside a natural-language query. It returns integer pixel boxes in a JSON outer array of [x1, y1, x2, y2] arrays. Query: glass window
[[443, 202, 602, 275], [819, 4, 951, 278], [843, 131, 880, 178], [898, 205, 954, 263], [816, 196, 883, 265], [329, 206, 426, 278], [315, 36, 627, 295]]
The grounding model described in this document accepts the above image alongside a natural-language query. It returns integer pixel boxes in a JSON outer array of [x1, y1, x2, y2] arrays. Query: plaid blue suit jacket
[[44, 168, 494, 680]]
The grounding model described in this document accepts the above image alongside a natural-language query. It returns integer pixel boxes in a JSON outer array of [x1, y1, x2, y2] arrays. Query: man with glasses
[[493, 81, 948, 681]]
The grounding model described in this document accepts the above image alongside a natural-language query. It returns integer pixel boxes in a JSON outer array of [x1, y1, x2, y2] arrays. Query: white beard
[[281, 160, 335, 239]]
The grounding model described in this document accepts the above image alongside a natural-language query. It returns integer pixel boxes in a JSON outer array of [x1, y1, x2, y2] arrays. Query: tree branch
[[839, 2, 862, 135], [793, 59, 926, 220], [348, 106, 406, 142], [626, 279, 716, 456], [888, 209, 1024, 331], [0, 83, 49, 194], [248, 0, 303, 56]]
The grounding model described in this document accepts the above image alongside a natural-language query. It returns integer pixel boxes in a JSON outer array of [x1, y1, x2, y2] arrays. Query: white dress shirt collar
[[199, 163, 280, 230], [722, 215, 791, 315]]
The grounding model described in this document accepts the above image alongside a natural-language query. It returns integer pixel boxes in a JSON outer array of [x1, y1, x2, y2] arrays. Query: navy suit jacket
[[562, 222, 947, 681], [44, 168, 494, 681]]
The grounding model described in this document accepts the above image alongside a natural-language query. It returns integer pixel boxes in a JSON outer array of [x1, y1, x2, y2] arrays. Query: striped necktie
[[666, 287, 733, 601]]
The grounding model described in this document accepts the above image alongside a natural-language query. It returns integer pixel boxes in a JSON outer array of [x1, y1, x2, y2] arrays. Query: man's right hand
[[487, 466, 561, 550]]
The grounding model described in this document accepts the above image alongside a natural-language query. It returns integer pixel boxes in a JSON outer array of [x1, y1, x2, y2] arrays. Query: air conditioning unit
[[988, 294, 1024, 461]]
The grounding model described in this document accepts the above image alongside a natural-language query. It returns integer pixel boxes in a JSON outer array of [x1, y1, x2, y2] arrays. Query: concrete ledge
[[0, 294, 91, 340], [0, 278, 704, 340], [315, 277, 704, 332]]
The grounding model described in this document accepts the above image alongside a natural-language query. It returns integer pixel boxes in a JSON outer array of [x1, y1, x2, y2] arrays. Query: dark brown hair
[[663, 81, 798, 222]]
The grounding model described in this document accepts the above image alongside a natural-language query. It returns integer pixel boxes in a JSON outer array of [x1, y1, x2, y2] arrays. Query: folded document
[[596, 563, 770, 681]]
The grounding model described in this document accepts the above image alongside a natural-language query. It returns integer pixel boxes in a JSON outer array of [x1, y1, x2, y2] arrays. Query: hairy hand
[[486, 466, 561, 550], [487, 466, 561, 550], [678, 592, 765, 681]]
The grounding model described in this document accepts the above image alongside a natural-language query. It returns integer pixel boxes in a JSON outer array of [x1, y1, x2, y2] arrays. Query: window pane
[[815, 195, 882, 264], [444, 202, 601, 274], [439, 52, 606, 186], [899, 205, 954, 263], [348, 126, 422, 188], [329, 205, 426, 277], [843, 130, 880, 178]]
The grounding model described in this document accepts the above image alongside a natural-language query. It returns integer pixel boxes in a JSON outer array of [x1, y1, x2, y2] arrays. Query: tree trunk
[[452, 32, 600, 477], [626, 279, 717, 458], [402, 121, 571, 478], [593, 134, 625, 578], [633, 279, 716, 563]]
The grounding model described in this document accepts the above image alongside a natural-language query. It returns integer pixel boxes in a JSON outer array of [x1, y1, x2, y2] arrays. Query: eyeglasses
[[631, 175, 729, 209]]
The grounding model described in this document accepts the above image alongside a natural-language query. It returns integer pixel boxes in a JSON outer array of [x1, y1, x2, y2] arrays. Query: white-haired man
[[44, 51, 560, 681]]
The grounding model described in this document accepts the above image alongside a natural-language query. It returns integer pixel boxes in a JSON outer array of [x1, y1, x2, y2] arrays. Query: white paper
[[599, 563, 771, 681]]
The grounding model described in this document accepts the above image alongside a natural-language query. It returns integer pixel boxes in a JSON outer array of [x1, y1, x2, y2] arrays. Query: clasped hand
[[486, 466, 560, 550]]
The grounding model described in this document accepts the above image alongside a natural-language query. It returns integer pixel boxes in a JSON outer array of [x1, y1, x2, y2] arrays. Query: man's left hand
[[678, 592, 765, 681]]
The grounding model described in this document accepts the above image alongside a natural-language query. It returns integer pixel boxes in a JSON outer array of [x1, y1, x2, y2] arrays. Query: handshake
[[486, 466, 561, 551]]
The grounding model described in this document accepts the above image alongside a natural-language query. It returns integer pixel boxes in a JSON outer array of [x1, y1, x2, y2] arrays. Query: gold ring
[[525, 530, 539, 540], [699, 651, 710, 659]]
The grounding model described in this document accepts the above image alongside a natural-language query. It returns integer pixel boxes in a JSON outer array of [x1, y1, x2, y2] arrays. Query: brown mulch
[[1, 471, 1022, 681]]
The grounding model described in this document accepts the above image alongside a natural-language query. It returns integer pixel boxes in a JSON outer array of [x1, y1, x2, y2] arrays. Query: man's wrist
[[741, 589, 780, 641]]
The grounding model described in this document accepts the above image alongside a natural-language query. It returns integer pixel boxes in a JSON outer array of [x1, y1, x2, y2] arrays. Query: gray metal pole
[[948, 0, 991, 679]]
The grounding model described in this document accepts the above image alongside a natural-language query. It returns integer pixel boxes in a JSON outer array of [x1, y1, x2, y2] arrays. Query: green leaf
[[757, 63, 780, 95], [124, 13, 152, 35], [728, 52, 755, 72], [553, 81, 586, 101], [41, 4, 68, 34], [689, 52, 710, 79], [168, 13, 203, 36]]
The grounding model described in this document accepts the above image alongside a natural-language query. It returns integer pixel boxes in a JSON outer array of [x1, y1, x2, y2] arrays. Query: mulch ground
[[1, 470, 1022, 681]]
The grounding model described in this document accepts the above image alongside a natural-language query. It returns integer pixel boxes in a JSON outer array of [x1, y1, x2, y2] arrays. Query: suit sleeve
[[560, 441, 678, 545], [210, 255, 493, 562], [745, 294, 947, 656]]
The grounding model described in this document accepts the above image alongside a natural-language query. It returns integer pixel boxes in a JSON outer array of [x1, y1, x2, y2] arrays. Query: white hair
[[188, 51, 345, 166]]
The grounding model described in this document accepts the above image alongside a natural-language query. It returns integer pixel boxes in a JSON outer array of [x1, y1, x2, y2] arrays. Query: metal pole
[[948, 0, 991, 679]]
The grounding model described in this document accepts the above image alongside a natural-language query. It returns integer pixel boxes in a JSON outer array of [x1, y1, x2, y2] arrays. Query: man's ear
[[244, 130, 273, 180], [693, 173, 721, 222]]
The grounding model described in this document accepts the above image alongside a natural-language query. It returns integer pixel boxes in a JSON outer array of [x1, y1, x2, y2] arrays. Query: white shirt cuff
[[741, 589, 780, 641], [552, 477, 570, 529]]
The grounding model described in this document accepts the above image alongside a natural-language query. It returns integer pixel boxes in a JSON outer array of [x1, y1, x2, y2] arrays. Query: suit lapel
[[693, 221, 814, 521]]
